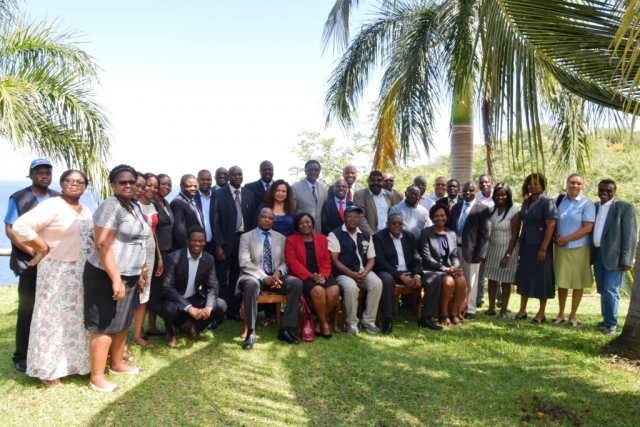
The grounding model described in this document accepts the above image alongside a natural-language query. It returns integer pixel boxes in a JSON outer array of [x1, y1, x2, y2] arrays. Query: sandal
[[41, 379, 61, 387], [133, 337, 154, 348], [450, 315, 462, 326], [439, 316, 452, 327]]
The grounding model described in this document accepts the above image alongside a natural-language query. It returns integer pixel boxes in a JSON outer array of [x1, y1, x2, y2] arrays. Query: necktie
[[188, 197, 204, 227], [347, 185, 353, 202], [312, 185, 318, 203], [339, 200, 344, 221], [457, 202, 470, 239], [265, 182, 270, 192], [262, 231, 273, 274], [234, 189, 242, 231], [449, 198, 456, 212]]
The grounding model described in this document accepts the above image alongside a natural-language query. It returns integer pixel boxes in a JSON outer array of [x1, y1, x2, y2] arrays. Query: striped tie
[[262, 232, 273, 274]]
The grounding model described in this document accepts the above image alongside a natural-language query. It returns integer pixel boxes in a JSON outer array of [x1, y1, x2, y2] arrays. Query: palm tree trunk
[[450, 84, 474, 184], [482, 97, 494, 180], [608, 241, 640, 359]]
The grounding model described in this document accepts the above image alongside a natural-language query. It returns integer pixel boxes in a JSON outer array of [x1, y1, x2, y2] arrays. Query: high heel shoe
[[530, 317, 546, 324]]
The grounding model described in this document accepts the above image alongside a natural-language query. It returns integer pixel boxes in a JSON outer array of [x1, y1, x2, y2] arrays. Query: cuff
[[184, 304, 192, 312]]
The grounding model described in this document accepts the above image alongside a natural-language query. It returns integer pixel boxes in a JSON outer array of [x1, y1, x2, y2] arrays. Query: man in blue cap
[[4, 158, 61, 372]]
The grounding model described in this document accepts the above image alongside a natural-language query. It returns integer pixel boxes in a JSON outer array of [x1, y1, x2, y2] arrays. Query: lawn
[[1, 285, 639, 427]]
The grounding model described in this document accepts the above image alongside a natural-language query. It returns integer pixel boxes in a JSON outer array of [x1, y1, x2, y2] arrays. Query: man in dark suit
[[170, 174, 205, 250], [327, 165, 363, 202], [592, 179, 638, 335], [157, 226, 227, 347], [244, 160, 274, 208], [213, 166, 256, 322], [195, 169, 217, 255], [437, 179, 461, 211], [383, 172, 404, 206], [353, 171, 392, 235], [446, 182, 492, 319], [321, 179, 352, 235], [373, 213, 442, 334], [237, 208, 303, 350]]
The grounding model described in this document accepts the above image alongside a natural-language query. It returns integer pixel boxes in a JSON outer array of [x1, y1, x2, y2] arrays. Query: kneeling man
[[158, 226, 228, 347]]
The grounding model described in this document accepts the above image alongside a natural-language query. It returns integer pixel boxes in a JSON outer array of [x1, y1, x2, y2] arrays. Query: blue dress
[[256, 203, 295, 237]]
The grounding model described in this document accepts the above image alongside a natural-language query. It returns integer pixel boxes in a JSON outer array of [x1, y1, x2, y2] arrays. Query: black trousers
[[238, 275, 303, 330], [157, 294, 227, 337], [377, 271, 442, 319], [148, 250, 170, 313], [217, 250, 242, 318], [13, 270, 37, 363], [374, 271, 400, 319]]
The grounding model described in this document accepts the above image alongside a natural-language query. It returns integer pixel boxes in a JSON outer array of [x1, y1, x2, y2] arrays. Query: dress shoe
[[181, 320, 202, 341], [418, 317, 443, 331], [207, 318, 222, 330], [382, 319, 393, 335], [277, 329, 300, 345], [242, 332, 256, 350], [15, 360, 26, 372], [464, 312, 475, 320], [228, 313, 244, 322], [166, 335, 178, 348]]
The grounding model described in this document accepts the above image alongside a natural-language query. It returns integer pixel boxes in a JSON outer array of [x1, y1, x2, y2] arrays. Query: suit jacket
[[170, 193, 205, 250], [160, 248, 219, 311], [284, 233, 332, 280], [447, 201, 492, 263], [244, 179, 271, 209], [195, 190, 217, 243], [373, 229, 422, 280], [388, 188, 404, 206], [321, 197, 353, 235], [421, 227, 460, 271], [592, 200, 638, 270], [213, 185, 256, 256], [236, 228, 289, 294], [353, 188, 392, 235], [437, 196, 460, 211], [327, 182, 363, 201], [291, 179, 327, 234], [151, 197, 174, 252]]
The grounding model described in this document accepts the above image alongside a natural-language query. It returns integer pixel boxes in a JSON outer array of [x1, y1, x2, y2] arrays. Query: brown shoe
[[181, 320, 202, 341], [165, 335, 178, 348]]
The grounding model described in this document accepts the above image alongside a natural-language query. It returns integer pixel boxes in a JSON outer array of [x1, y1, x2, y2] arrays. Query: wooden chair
[[376, 284, 423, 325], [332, 289, 367, 332], [240, 292, 287, 338]]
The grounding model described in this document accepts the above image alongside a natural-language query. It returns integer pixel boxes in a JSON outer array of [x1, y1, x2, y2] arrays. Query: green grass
[[1, 286, 639, 427]]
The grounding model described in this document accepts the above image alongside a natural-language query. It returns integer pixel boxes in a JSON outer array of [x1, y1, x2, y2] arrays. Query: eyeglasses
[[389, 222, 403, 226], [306, 168, 320, 173], [216, 173, 228, 177], [63, 179, 86, 186], [435, 183, 446, 186], [117, 180, 136, 186], [384, 179, 394, 183]]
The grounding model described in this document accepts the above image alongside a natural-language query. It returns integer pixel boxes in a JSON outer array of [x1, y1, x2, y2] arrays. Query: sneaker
[[604, 326, 617, 335], [360, 322, 380, 334], [595, 321, 605, 327], [347, 325, 359, 335]]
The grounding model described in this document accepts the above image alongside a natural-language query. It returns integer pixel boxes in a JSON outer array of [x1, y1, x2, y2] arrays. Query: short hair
[[259, 160, 273, 168], [478, 174, 492, 183], [429, 203, 450, 221], [521, 173, 547, 198], [368, 171, 384, 180], [413, 175, 426, 184], [335, 178, 347, 186], [293, 212, 315, 233], [304, 160, 321, 170], [263, 179, 295, 215], [434, 176, 446, 183], [462, 181, 476, 190], [157, 173, 171, 182], [60, 169, 89, 186], [387, 212, 402, 222], [566, 173, 584, 184], [598, 179, 616, 189], [405, 185, 420, 194], [180, 174, 196, 186], [108, 164, 136, 183], [197, 169, 211, 177], [187, 226, 206, 238], [447, 179, 459, 187]]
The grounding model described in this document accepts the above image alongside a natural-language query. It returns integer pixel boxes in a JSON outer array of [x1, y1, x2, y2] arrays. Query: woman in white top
[[483, 182, 521, 318]]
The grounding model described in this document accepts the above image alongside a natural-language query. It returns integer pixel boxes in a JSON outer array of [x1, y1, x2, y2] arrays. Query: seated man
[[237, 208, 303, 350], [158, 226, 228, 348], [373, 214, 442, 333], [328, 206, 383, 335]]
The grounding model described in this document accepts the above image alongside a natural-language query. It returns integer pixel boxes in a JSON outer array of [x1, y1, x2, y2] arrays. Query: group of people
[[5, 158, 637, 393]]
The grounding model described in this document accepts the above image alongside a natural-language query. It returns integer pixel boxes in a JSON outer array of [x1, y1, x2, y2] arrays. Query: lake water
[[0, 180, 180, 285]]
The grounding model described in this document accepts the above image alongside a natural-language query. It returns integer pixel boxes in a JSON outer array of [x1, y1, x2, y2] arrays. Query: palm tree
[[0, 1, 111, 197], [322, 0, 640, 184]]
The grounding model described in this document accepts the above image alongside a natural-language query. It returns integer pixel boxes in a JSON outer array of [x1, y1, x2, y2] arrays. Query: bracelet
[[142, 266, 149, 272], [504, 254, 511, 258], [37, 246, 49, 255]]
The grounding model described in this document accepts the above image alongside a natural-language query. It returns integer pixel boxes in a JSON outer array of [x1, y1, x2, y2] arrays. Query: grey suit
[[236, 228, 303, 329], [353, 188, 392, 235], [292, 179, 327, 234]]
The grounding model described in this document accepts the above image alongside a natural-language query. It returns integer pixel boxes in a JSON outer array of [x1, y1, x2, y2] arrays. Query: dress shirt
[[346, 184, 355, 201], [370, 189, 390, 231], [198, 190, 213, 242], [390, 232, 407, 272], [419, 195, 435, 211], [456, 198, 476, 244], [262, 180, 272, 192], [557, 193, 596, 249], [428, 193, 440, 202], [328, 224, 376, 270], [593, 198, 614, 248], [229, 184, 244, 231], [389, 201, 432, 240], [476, 192, 495, 208], [334, 197, 347, 212], [259, 229, 275, 277], [181, 191, 204, 227], [183, 248, 203, 310]]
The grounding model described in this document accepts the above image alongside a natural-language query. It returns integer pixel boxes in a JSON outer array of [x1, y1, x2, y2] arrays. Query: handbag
[[301, 295, 315, 343]]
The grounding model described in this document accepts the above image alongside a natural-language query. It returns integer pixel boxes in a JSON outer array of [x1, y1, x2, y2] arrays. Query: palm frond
[[612, 0, 640, 113]]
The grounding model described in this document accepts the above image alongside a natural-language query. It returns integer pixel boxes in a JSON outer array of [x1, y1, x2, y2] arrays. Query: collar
[[305, 179, 317, 187], [601, 198, 615, 207], [389, 231, 402, 241], [463, 198, 476, 208], [403, 201, 418, 209], [229, 184, 241, 192], [186, 247, 203, 261], [180, 191, 195, 201], [199, 189, 212, 198], [341, 223, 362, 235], [335, 196, 346, 203], [261, 180, 272, 187], [259, 228, 272, 236], [369, 188, 386, 197], [567, 193, 584, 202], [477, 191, 492, 200]]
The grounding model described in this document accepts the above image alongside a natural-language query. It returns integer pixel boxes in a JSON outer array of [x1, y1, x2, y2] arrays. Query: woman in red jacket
[[285, 212, 339, 338]]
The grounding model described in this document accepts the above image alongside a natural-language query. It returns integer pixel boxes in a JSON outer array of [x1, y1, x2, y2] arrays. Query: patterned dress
[[26, 207, 93, 380], [484, 205, 520, 283], [138, 202, 157, 304]]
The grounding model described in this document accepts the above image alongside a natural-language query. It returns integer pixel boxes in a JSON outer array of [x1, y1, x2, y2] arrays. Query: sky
[[0, 0, 453, 184]]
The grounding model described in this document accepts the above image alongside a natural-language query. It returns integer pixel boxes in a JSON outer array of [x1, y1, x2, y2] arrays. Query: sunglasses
[[117, 180, 136, 186], [306, 168, 321, 173], [63, 179, 86, 186]]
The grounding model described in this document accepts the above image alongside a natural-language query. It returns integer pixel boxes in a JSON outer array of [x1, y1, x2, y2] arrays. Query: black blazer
[[213, 185, 256, 256], [446, 201, 492, 263], [373, 229, 422, 279], [170, 193, 204, 250], [321, 197, 352, 236], [244, 179, 270, 209], [421, 227, 459, 271], [151, 197, 174, 252], [161, 249, 219, 311], [195, 190, 217, 243]]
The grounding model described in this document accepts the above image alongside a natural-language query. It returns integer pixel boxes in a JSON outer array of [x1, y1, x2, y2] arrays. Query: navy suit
[[244, 179, 271, 209], [321, 198, 352, 235], [170, 193, 204, 250], [195, 190, 217, 254]]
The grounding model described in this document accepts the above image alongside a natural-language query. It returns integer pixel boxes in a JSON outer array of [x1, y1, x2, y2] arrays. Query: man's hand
[[474, 256, 485, 263], [399, 274, 413, 287], [187, 306, 202, 320], [412, 275, 422, 288], [201, 307, 212, 319], [215, 247, 226, 261], [621, 265, 632, 272], [263, 276, 281, 288]]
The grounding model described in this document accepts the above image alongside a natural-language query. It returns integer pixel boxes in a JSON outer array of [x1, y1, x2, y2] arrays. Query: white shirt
[[456, 198, 477, 244], [370, 189, 389, 231], [198, 190, 213, 242], [390, 232, 407, 272], [476, 192, 494, 208], [328, 224, 376, 271], [229, 185, 244, 231], [183, 248, 203, 310], [419, 195, 435, 211], [593, 198, 614, 247]]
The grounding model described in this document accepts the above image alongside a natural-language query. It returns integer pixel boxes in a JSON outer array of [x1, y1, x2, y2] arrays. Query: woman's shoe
[[568, 319, 579, 327], [497, 312, 509, 319], [89, 382, 120, 392], [108, 367, 143, 375], [41, 379, 61, 387], [450, 315, 462, 326], [439, 316, 452, 327], [512, 314, 528, 321], [259, 318, 276, 327], [321, 333, 332, 339], [552, 318, 566, 324], [530, 317, 546, 324], [485, 310, 497, 316]]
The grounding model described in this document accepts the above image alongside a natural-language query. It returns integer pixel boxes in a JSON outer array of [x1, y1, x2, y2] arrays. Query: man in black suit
[[446, 182, 492, 319], [196, 169, 217, 255], [321, 179, 352, 235], [327, 165, 362, 202], [437, 179, 461, 211], [373, 213, 442, 333], [213, 165, 256, 322], [244, 160, 274, 208], [157, 226, 227, 347], [170, 174, 205, 250]]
